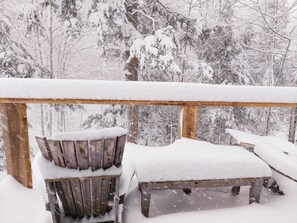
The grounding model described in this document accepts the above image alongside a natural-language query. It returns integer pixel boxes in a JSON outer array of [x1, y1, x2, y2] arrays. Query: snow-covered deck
[[1, 79, 297, 222], [1, 141, 297, 223]]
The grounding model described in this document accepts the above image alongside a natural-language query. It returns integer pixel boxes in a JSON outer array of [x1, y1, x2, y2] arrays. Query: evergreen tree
[[0, 19, 48, 78]]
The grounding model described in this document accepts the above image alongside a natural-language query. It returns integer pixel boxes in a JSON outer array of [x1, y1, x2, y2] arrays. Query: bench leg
[[249, 179, 263, 203], [231, 186, 240, 196], [140, 188, 151, 217]]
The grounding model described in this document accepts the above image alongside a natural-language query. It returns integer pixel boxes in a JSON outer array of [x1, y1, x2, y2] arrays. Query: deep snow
[[1, 78, 297, 103], [1, 141, 297, 223]]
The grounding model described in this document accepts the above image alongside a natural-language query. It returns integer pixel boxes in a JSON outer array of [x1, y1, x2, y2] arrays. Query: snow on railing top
[[0, 78, 297, 106]]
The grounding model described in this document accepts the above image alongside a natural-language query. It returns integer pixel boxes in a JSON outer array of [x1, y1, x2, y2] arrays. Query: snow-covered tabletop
[[226, 128, 297, 155], [226, 128, 297, 181], [129, 138, 271, 183], [254, 143, 297, 181]]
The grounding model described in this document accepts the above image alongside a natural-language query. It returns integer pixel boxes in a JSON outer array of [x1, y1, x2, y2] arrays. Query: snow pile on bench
[[49, 127, 127, 140], [254, 143, 297, 181], [133, 138, 271, 182], [226, 128, 297, 156]]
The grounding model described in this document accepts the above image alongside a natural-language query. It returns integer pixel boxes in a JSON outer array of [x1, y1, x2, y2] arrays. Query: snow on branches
[[128, 26, 181, 77], [88, 0, 126, 45]]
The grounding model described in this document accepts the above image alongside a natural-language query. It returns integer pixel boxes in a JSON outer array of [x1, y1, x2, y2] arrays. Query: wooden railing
[[1, 78, 297, 188]]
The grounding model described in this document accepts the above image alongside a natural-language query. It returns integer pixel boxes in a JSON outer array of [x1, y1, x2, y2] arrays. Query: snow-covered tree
[[0, 19, 47, 78]]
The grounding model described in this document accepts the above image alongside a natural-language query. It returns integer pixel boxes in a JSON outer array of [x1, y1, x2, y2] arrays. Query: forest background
[[1, 0, 297, 170]]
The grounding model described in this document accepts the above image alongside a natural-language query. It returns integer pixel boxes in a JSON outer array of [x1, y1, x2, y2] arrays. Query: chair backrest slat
[[114, 135, 126, 167], [36, 136, 52, 161], [61, 141, 78, 169], [99, 177, 110, 214], [107, 178, 116, 212], [90, 139, 103, 171], [75, 141, 89, 170], [47, 140, 66, 167], [91, 178, 102, 216], [61, 181, 77, 217], [55, 182, 71, 216], [103, 138, 116, 169], [70, 180, 84, 218], [80, 179, 92, 217]]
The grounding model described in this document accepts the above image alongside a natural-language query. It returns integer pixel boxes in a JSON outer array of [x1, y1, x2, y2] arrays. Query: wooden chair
[[36, 130, 126, 223]]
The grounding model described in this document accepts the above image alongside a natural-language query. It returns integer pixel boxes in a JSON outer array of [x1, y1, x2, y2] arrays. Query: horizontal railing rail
[[1, 78, 297, 107], [0, 78, 297, 188]]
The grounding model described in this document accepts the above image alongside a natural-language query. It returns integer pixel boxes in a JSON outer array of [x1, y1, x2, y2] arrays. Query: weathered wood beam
[[1, 98, 297, 107], [0, 103, 32, 188], [179, 106, 197, 139]]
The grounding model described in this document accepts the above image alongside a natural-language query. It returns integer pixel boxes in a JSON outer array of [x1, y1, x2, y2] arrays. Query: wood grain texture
[[103, 138, 116, 169], [36, 136, 52, 161], [114, 135, 126, 167], [181, 106, 197, 139], [45, 181, 60, 223], [46, 176, 121, 221], [80, 179, 92, 217], [107, 178, 116, 212], [61, 180, 77, 217], [70, 179, 84, 218], [92, 178, 102, 216], [55, 182, 71, 216], [47, 140, 66, 167], [100, 178, 109, 214], [0, 103, 32, 188], [61, 141, 78, 169], [75, 140, 89, 170], [90, 139, 103, 171], [1, 98, 297, 107]]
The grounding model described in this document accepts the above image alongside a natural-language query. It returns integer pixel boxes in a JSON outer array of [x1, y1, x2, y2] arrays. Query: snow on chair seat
[[35, 127, 127, 223], [132, 138, 272, 217]]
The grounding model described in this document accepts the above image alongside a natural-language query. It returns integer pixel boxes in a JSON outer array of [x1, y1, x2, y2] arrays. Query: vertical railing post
[[0, 103, 32, 188], [178, 106, 197, 139]]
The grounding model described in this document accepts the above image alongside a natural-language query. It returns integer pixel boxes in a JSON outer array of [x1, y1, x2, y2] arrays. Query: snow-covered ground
[[1, 170, 297, 223], [1, 140, 297, 223]]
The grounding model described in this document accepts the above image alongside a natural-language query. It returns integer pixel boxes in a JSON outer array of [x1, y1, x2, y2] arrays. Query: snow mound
[[226, 128, 297, 156], [49, 127, 127, 140], [132, 138, 271, 182], [254, 143, 297, 181]]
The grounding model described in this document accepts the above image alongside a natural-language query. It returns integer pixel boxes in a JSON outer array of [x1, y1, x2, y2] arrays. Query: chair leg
[[249, 179, 263, 203], [45, 181, 61, 223]]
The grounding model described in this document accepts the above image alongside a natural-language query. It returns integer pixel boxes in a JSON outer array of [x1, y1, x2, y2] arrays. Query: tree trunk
[[265, 107, 272, 136], [288, 108, 297, 143], [47, 3, 54, 136], [125, 53, 139, 143], [124, 0, 139, 144]]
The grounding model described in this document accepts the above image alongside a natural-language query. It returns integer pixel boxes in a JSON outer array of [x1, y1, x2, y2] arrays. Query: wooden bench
[[139, 177, 269, 217], [133, 138, 272, 217], [35, 128, 127, 223]]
